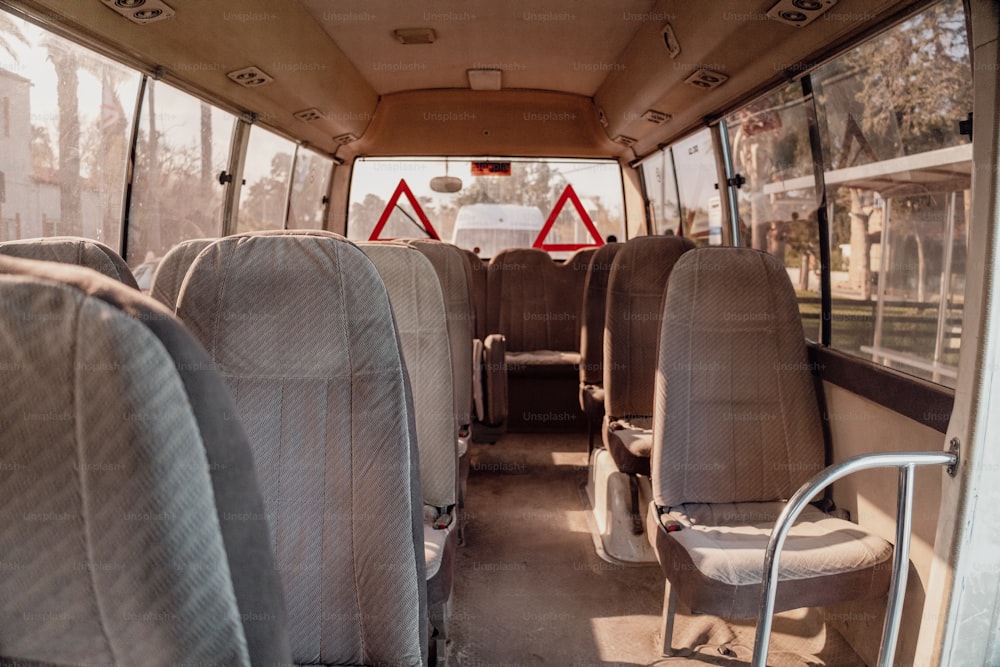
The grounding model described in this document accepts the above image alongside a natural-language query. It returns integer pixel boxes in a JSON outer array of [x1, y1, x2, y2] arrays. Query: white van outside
[[451, 204, 544, 259]]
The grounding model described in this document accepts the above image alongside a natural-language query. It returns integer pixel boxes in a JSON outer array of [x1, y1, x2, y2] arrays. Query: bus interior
[[0, 0, 998, 665]]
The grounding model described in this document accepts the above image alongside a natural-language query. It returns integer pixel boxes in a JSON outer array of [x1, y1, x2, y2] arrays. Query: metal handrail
[[752, 450, 958, 667]]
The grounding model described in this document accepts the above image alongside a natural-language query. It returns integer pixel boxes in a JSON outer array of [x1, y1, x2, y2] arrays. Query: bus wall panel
[[821, 381, 947, 667]]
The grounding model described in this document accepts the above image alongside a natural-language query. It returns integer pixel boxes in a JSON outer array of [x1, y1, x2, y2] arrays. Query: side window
[[639, 129, 720, 247], [129, 81, 234, 266], [236, 126, 296, 233], [812, 0, 971, 386], [0, 15, 140, 248], [287, 148, 333, 230], [724, 81, 822, 339], [640, 146, 681, 236]]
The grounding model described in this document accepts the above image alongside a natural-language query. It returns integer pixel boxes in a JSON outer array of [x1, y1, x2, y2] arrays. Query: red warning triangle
[[368, 179, 440, 241], [532, 184, 605, 251]]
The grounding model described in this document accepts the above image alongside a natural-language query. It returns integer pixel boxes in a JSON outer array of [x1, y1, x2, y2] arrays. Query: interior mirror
[[430, 175, 463, 193]]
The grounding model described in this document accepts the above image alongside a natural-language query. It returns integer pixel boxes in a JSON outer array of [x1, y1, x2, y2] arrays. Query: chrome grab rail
[[752, 450, 958, 667]]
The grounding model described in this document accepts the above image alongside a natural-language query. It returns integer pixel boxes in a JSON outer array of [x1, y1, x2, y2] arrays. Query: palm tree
[[41, 35, 82, 236], [41, 30, 135, 241], [0, 13, 27, 60]]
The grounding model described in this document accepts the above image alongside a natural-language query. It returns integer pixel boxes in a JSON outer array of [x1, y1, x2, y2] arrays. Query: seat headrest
[[0, 236, 139, 289]]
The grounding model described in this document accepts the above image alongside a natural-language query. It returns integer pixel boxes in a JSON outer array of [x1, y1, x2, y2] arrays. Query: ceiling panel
[[298, 0, 658, 96]]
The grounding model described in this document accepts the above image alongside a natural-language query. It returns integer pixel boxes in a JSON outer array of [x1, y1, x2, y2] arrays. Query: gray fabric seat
[[647, 248, 892, 654], [360, 242, 459, 663], [176, 231, 428, 667], [458, 247, 507, 434], [603, 236, 694, 478], [458, 247, 487, 343], [487, 247, 594, 431], [578, 242, 622, 450], [149, 238, 215, 308], [0, 255, 291, 667], [406, 240, 474, 452], [487, 247, 593, 358], [0, 236, 139, 289], [405, 239, 476, 550]]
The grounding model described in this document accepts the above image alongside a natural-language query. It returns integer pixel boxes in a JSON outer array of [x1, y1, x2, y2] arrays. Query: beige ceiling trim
[[347, 89, 623, 159]]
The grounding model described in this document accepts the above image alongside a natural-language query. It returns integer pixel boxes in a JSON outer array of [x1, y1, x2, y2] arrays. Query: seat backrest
[[651, 248, 825, 507], [176, 231, 427, 666], [149, 238, 214, 308], [0, 255, 290, 667], [604, 236, 694, 420], [406, 239, 474, 434], [579, 242, 622, 386], [0, 236, 139, 289], [458, 247, 488, 340], [361, 242, 458, 511], [486, 247, 594, 352]]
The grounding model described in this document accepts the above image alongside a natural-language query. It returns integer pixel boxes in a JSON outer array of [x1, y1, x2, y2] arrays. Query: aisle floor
[[448, 432, 867, 667]]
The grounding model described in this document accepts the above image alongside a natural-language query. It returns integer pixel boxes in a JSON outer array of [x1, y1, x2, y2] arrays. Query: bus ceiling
[[4, 0, 939, 160]]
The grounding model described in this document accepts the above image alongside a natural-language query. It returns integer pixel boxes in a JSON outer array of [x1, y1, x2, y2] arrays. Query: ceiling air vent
[[684, 69, 728, 90], [100, 0, 175, 24], [333, 133, 359, 146], [393, 28, 436, 45], [294, 108, 325, 122], [613, 135, 637, 147], [642, 109, 671, 125], [661, 23, 681, 58], [227, 66, 274, 88], [767, 0, 838, 27]]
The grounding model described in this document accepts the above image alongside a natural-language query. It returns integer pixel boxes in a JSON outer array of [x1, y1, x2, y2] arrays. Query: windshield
[[347, 158, 625, 259]]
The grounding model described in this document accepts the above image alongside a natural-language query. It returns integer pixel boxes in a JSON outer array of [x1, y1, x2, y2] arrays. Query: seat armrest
[[483, 333, 507, 426]]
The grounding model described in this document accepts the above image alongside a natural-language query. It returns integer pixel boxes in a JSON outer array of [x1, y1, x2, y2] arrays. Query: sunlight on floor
[[550, 450, 590, 467], [590, 614, 663, 661]]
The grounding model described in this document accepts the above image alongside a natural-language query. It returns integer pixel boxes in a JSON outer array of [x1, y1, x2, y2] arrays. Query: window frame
[[637, 0, 971, 394]]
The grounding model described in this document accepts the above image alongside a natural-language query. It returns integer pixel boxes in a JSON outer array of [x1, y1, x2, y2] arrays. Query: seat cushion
[[649, 502, 893, 618], [604, 418, 653, 476]]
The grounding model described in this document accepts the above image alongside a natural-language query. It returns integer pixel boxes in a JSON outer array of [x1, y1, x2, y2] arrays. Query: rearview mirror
[[430, 175, 463, 193]]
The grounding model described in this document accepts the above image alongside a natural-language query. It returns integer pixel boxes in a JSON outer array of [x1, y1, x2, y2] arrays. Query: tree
[[30, 126, 55, 174], [236, 152, 293, 233], [348, 193, 388, 239], [813, 0, 971, 297], [730, 0, 971, 299], [435, 161, 570, 237], [0, 13, 26, 60], [42, 36, 81, 236], [200, 103, 213, 196], [288, 151, 331, 230]]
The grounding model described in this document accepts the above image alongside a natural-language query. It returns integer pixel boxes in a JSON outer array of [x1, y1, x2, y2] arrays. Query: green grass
[[794, 291, 963, 379]]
